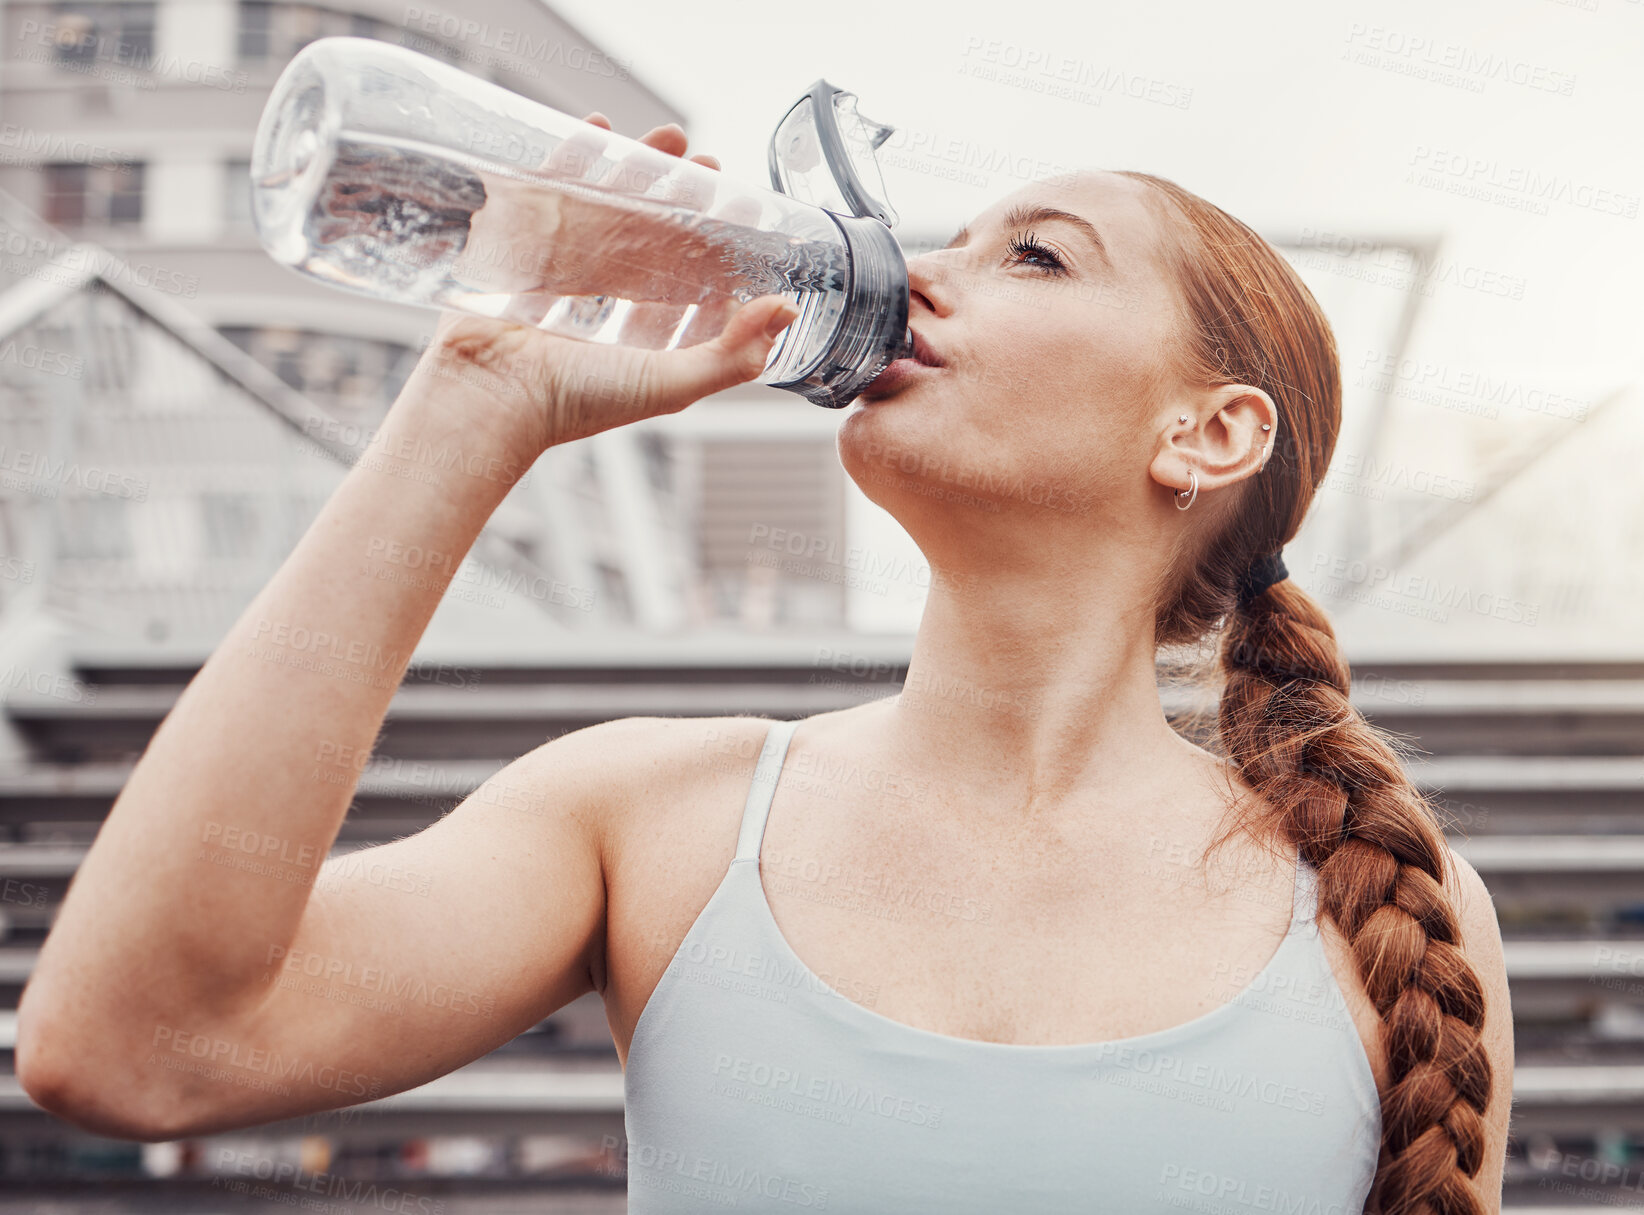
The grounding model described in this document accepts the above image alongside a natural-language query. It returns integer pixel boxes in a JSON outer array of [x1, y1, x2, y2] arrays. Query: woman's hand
[[420, 113, 799, 455]]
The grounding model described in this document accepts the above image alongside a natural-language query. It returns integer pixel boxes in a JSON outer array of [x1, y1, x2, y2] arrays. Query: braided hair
[[1121, 171, 1494, 1214]]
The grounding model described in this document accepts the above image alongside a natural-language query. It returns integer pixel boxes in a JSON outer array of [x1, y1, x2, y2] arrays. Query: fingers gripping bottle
[[250, 37, 913, 408]]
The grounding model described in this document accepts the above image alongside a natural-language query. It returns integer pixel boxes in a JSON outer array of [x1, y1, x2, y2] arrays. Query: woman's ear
[[1147, 385, 1277, 499]]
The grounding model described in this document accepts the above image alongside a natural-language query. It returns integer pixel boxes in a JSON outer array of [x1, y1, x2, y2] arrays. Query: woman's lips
[[908, 329, 945, 368], [860, 329, 944, 398], [862, 356, 939, 398]]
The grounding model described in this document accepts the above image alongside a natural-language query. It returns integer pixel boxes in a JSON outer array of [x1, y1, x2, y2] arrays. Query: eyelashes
[[1004, 229, 1069, 276]]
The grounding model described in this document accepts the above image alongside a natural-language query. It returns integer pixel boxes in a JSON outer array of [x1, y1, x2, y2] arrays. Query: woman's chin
[[839, 402, 963, 508]]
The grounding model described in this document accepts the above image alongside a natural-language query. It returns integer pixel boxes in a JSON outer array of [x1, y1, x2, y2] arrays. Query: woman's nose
[[904, 252, 950, 316]]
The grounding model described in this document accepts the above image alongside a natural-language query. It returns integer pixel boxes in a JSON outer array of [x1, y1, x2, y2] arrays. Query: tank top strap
[[734, 718, 800, 861], [1291, 843, 1320, 931]]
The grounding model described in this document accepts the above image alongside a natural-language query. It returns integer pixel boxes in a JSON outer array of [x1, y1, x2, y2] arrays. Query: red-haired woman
[[22, 116, 1511, 1214]]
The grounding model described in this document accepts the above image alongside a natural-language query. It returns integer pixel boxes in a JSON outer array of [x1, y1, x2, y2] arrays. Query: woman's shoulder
[[569, 711, 786, 811], [570, 713, 800, 865]]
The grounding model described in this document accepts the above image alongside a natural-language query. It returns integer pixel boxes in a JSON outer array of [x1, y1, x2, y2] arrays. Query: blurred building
[[0, 0, 857, 656]]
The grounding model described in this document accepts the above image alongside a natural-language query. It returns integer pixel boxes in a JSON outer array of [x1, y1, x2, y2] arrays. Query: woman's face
[[837, 170, 1192, 547]]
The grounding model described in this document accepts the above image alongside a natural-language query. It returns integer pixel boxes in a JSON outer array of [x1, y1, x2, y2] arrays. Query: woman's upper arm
[[123, 716, 667, 1139]]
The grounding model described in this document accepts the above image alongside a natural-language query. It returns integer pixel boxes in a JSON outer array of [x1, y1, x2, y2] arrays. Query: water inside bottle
[[262, 129, 850, 371]]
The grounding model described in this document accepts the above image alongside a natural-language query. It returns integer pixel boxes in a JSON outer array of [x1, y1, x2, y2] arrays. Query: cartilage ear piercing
[[1261, 423, 1271, 431], [1178, 415, 1189, 424]]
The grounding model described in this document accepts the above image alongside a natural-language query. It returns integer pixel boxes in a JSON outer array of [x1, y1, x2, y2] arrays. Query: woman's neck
[[881, 560, 1197, 822]]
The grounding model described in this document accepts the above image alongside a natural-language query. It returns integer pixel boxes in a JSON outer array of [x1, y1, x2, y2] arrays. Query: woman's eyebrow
[[941, 204, 1111, 267]]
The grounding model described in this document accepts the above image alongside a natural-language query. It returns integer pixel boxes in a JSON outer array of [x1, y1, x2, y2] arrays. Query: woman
[[18, 115, 1512, 1212]]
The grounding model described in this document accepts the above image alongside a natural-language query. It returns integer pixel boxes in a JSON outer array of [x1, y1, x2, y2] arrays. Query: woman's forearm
[[21, 348, 544, 1052]]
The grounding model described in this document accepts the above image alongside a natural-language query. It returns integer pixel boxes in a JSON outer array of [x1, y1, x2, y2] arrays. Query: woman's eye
[[1005, 230, 1067, 276]]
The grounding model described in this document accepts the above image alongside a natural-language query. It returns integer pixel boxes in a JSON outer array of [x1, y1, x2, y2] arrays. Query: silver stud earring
[[1178, 415, 1189, 424], [1260, 424, 1271, 431]]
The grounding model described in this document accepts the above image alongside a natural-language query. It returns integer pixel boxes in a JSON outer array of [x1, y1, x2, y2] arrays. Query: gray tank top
[[623, 718, 1382, 1211]]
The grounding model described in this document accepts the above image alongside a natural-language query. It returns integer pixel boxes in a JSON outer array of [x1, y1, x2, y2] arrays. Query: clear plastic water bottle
[[249, 37, 912, 408]]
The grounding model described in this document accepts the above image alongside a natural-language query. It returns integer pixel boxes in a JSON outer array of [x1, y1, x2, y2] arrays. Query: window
[[41, 163, 86, 226], [238, 1, 320, 66], [217, 326, 420, 410], [43, 162, 144, 228], [107, 162, 143, 224], [54, 496, 132, 561], [49, 2, 156, 69], [200, 493, 261, 559], [237, 2, 351, 66], [697, 439, 847, 627], [49, 9, 99, 66], [238, 2, 464, 68], [224, 158, 252, 226], [237, 1, 272, 61]]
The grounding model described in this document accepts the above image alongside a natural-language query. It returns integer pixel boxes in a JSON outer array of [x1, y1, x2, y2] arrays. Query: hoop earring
[[1174, 470, 1198, 511]]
